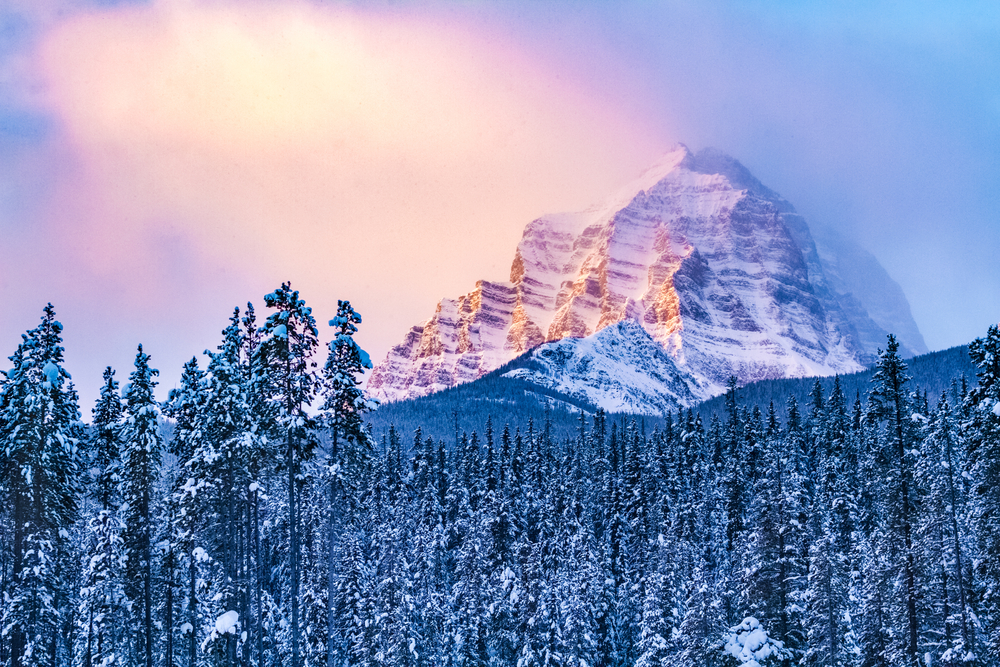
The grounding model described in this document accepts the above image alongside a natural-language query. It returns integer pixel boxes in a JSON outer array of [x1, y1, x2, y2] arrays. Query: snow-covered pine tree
[[322, 300, 374, 455], [256, 283, 321, 667], [240, 300, 275, 667], [480, 424, 520, 667], [853, 530, 892, 667], [737, 403, 806, 663], [802, 512, 847, 667], [409, 435, 450, 667], [118, 344, 164, 667], [0, 305, 82, 667], [191, 308, 255, 666], [867, 335, 922, 667], [965, 324, 1000, 661], [721, 378, 746, 559], [77, 367, 127, 667], [165, 357, 205, 464], [163, 355, 207, 667], [800, 381, 860, 667], [635, 532, 674, 667], [76, 508, 127, 667], [321, 300, 376, 667], [447, 486, 490, 667], [915, 394, 975, 665], [91, 367, 124, 511]]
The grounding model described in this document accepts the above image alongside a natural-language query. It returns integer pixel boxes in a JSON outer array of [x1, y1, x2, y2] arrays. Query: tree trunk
[[166, 547, 174, 667], [327, 434, 339, 667], [893, 387, 919, 666], [189, 543, 197, 667], [254, 490, 264, 667], [85, 607, 94, 667], [289, 434, 301, 667], [943, 430, 972, 653], [144, 483, 154, 667]]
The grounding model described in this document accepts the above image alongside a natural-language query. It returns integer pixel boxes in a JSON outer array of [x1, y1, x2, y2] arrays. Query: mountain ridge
[[364, 342, 975, 447], [368, 145, 926, 408]]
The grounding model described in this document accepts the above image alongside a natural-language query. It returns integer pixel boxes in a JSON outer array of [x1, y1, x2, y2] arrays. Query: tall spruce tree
[[256, 283, 320, 667], [966, 324, 1000, 660], [321, 300, 375, 667], [77, 367, 126, 667], [916, 394, 974, 664], [163, 355, 206, 667], [118, 345, 164, 667], [91, 367, 124, 511], [867, 335, 920, 667], [194, 308, 253, 666], [0, 305, 82, 667]]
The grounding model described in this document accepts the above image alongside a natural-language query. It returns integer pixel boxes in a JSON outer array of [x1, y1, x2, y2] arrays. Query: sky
[[1, 0, 998, 412]]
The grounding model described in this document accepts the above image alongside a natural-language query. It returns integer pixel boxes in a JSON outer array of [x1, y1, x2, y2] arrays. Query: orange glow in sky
[[30, 0, 670, 391]]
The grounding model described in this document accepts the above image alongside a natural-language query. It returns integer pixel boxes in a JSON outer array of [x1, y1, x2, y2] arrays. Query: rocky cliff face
[[368, 145, 925, 407]]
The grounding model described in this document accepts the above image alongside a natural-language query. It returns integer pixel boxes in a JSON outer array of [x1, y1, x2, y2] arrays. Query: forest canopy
[[2, 287, 999, 667]]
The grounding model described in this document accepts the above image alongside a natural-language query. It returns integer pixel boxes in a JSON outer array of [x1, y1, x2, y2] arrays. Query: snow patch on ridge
[[502, 319, 710, 415]]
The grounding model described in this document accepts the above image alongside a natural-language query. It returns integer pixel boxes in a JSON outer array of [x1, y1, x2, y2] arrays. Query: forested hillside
[[366, 356, 599, 444], [693, 344, 978, 422], [2, 287, 1000, 667], [367, 343, 977, 445]]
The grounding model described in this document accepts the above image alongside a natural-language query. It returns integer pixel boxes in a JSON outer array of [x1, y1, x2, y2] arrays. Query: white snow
[[502, 320, 708, 415], [181, 478, 199, 497], [722, 616, 787, 666], [180, 623, 193, 635], [215, 611, 239, 635], [192, 547, 209, 563], [248, 482, 260, 493], [42, 361, 59, 386], [992, 401, 1000, 417]]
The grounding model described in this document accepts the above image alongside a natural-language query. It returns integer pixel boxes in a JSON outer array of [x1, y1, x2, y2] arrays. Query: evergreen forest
[[3, 283, 1000, 667]]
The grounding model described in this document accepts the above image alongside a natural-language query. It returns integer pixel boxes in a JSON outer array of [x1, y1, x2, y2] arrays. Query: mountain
[[368, 145, 925, 408]]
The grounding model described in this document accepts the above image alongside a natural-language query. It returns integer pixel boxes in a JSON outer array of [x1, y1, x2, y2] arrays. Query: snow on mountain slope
[[368, 145, 923, 406], [501, 320, 707, 415]]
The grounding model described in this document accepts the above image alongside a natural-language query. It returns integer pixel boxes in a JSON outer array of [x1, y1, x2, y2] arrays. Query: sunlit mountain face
[[369, 146, 925, 410]]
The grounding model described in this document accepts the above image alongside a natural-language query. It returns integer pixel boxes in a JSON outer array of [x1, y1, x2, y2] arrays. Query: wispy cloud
[[3, 0, 670, 403]]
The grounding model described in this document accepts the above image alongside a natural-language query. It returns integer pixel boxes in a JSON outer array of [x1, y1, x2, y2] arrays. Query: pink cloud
[[22, 0, 672, 403]]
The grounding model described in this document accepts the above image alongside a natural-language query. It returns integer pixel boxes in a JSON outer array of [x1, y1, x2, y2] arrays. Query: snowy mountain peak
[[368, 148, 925, 408]]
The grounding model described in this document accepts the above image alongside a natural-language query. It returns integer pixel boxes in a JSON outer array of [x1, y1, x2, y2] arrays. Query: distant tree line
[[2, 285, 1000, 667]]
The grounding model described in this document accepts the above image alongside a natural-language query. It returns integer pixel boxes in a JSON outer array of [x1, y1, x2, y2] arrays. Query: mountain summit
[[368, 145, 926, 408]]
